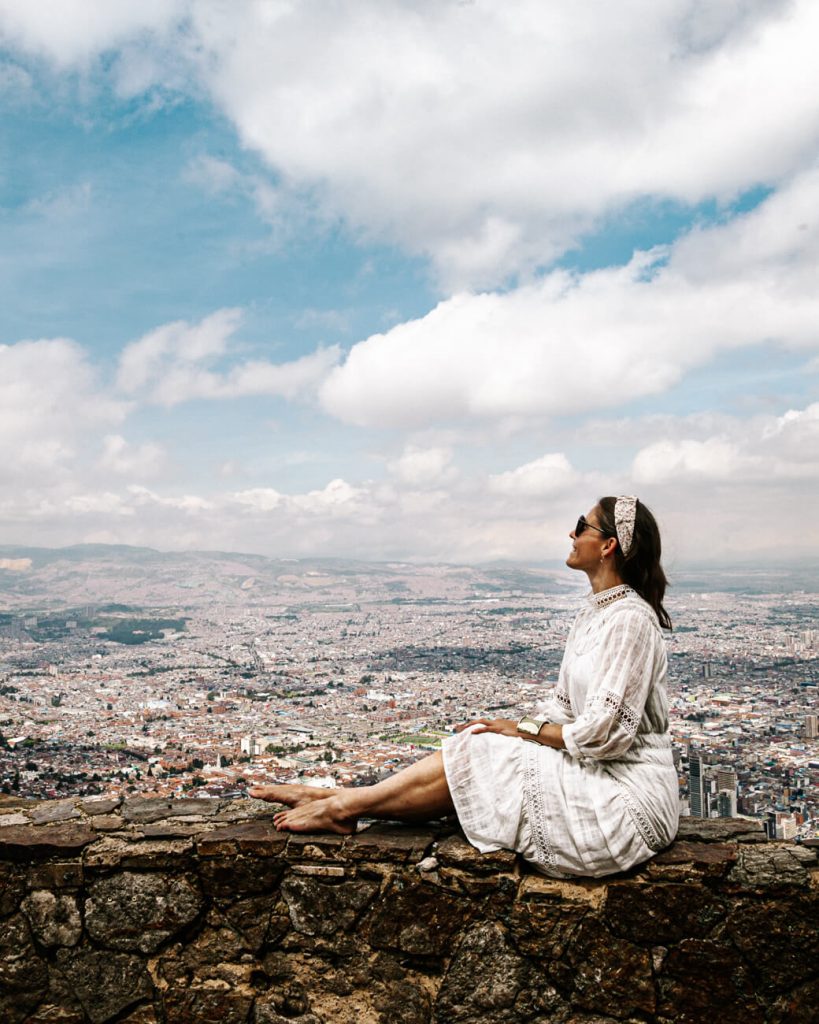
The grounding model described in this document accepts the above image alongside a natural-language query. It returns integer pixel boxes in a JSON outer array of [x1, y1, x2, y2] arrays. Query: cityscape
[[1, 545, 816, 843]]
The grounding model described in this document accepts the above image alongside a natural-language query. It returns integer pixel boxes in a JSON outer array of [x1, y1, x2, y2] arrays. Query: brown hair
[[596, 496, 672, 630]]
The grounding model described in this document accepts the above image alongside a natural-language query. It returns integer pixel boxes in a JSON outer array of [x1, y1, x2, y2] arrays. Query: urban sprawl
[[0, 552, 816, 843]]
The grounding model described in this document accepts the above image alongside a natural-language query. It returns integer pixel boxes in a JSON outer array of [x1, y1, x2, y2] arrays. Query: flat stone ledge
[[0, 798, 813, 877]]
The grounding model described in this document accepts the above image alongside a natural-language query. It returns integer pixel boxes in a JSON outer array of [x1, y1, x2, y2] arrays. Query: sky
[[1, 0, 818, 569]]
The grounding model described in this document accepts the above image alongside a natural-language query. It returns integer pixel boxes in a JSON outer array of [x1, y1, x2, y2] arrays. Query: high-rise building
[[689, 752, 706, 818], [716, 766, 737, 792], [776, 814, 798, 841], [804, 715, 818, 739], [714, 765, 738, 818]]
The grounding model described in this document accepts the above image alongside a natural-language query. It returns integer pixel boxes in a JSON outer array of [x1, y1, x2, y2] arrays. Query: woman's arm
[[456, 717, 566, 750], [561, 609, 661, 761]]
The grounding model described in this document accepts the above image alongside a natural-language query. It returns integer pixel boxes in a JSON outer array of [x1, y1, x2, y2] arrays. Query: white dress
[[442, 584, 680, 878]]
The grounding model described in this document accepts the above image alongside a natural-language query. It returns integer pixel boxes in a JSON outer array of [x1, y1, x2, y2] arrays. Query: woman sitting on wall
[[250, 496, 679, 878]]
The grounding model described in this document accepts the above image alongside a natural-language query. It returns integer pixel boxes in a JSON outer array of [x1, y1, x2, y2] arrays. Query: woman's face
[[565, 505, 609, 573]]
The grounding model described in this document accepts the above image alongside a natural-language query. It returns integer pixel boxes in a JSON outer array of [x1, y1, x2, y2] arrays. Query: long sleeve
[[561, 606, 662, 761], [532, 671, 574, 726], [531, 620, 578, 726]]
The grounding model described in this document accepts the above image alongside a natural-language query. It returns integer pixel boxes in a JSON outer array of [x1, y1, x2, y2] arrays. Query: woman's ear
[[601, 536, 618, 559]]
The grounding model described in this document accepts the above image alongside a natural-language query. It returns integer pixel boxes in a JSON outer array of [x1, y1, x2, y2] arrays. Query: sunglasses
[[575, 515, 609, 537]]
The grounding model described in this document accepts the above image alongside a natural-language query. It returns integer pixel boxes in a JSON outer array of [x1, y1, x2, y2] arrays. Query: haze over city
[[1, 1, 817, 566]]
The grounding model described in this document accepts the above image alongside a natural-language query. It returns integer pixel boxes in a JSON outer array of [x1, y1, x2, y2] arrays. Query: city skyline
[[1, 2, 818, 565]]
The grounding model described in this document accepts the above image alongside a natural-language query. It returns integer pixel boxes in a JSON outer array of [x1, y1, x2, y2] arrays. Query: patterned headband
[[614, 495, 638, 555]]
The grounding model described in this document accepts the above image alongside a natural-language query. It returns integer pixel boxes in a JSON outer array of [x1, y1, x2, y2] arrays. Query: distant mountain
[[1, 543, 814, 612], [0, 543, 578, 612]]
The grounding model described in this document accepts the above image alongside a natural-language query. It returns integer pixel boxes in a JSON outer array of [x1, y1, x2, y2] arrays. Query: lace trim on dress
[[589, 584, 633, 609], [522, 745, 556, 867], [553, 687, 572, 714], [589, 689, 641, 735], [613, 777, 664, 851]]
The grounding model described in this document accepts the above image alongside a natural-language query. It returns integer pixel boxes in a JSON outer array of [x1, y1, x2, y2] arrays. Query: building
[[689, 752, 706, 818]]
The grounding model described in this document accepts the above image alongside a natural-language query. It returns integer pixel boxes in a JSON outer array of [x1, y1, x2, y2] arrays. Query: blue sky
[[0, 1, 817, 566]]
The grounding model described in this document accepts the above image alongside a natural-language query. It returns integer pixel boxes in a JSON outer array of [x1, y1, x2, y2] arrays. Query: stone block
[[367, 881, 470, 956], [0, 912, 49, 1022], [603, 881, 724, 945], [675, 817, 765, 842], [435, 833, 517, 874], [29, 800, 81, 825], [727, 844, 810, 892], [163, 985, 255, 1024], [282, 875, 379, 937], [22, 890, 82, 947], [85, 870, 203, 953], [518, 873, 605, 907], [342, 822, 435, 863], [652, 840, 737, 870], [725, 895, 819, 994], [224, 893, 278, 951], [0, 860, 26, 915], [87, 814, 126, 831], [27, 862, 84, 890], [656, 938, 764, 1024], [506, 899, 588, 962], [199, 853, 285, 900], [78, 797, 122, 816], [55, 947, 153, 1024], [292, 864, 346, 877], [0, 811, 30, 826], [117, 839, 196, 870], [121, 797, 221, 823], [196, 821, 289, 857], [0, 824, 98, 861], [563, 916, 655, 1018], [435, 921, 527, 1021], [285, 832, 346, 861]]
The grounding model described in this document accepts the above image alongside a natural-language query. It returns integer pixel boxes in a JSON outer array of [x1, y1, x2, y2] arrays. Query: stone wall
[[0, 797, 816, 1024]]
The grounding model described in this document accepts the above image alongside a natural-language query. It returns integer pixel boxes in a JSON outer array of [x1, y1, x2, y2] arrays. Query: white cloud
[[0, 0, 184, 67], [320, 170, 819, 428], [117, 308, 340, 406], [180, 0, 819, 287], [99, 434, 166, 478], [489, 454, 578, 498], [0, 338, 127, 479], [387, 445, 455, 488], [3, 2, 819, 286], [231, 488, 284, 513], [128, 485, 214, 514], [633, 401, 819, 485], [633, 438, 749, 484], [65, 492, 135, 517]]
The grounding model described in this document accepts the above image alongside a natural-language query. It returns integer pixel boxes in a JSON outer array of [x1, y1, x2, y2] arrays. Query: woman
[[250, 496, 679, 878]]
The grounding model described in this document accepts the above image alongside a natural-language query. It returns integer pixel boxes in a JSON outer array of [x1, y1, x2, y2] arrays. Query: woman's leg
[[262, 751, 455, 834]]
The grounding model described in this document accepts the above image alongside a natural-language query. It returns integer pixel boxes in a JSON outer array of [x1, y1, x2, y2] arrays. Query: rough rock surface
[[0, 796, 815, 1023]]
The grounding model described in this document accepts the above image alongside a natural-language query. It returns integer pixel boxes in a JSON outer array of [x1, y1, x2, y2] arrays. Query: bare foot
[[272, 795, 357, 835], [248, 784, 335, 808]]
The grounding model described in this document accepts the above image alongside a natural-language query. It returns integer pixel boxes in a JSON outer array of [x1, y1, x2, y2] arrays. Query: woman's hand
[[455, 717, 520, 737]]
